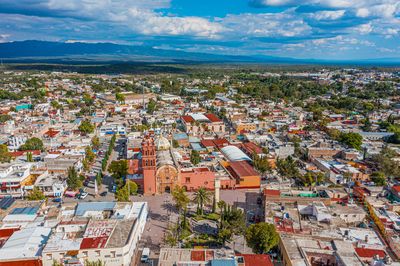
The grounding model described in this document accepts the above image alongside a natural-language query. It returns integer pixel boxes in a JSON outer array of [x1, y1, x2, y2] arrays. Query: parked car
[[52, 197, 62, 203], [100, 191, 108, 197], [141, 248, 150, 263], [79, 192, 89, 199]]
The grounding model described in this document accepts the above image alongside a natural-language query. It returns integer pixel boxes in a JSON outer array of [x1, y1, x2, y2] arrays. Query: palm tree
[[193, 187, 212, 216], [217, 200, 226, 214], [172, 186, 190, 213], [171, 186, 190, 236]]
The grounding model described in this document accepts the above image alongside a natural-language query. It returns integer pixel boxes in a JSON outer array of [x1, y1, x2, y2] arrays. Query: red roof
[[201, 139, 216, 148], [181, 115, 194, 123], [191, 250, 206, 261], [9, 150, 41, 157], [204, 113, 221, 123], [229, 161, 259, 177], [80, 237, 109, 249], [44, 130, 60, 138], [355, 247, 386, 258], [213, 138, 229, 148], [238, 254, 273, 266], [392, 185, 400, 193], [242, 142, 263, 155], [0, 228, 19, 238], [263, 189, 281, 197]]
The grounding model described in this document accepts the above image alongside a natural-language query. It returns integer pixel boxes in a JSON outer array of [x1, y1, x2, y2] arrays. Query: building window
[[46, 254, 52, 260], [185, 177, 190, 183], [95, 250, 101, 257], [204, 181, 208, 185], [83, 251, 88, 257], [111, 251, 116, 258]]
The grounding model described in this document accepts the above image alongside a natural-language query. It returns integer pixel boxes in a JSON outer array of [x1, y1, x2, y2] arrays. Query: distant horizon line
[[1, 40, 400, 66]]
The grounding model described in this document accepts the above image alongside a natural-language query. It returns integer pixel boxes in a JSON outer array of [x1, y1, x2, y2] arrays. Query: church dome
[[155, 135, 170, 151]]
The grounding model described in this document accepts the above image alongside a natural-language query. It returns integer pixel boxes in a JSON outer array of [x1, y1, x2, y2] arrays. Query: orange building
[[227, 160, 260, 188], [142, 138, 157, 195]]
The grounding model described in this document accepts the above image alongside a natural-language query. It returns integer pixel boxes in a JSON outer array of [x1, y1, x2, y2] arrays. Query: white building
[[42, 201, 148, 266], [99, 123, 126, 136], [0, 163, 32, 198], [34, 171, 67, 197], [7, 135, 27, 151]]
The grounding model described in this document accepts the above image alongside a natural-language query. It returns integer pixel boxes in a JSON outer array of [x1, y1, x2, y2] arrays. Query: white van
[[141, 248, 150, 263]]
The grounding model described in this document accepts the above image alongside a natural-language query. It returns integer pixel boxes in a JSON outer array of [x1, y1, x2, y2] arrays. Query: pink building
[[179, 167, 215, 191]]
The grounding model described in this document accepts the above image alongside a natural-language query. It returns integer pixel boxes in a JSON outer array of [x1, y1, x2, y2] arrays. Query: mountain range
[[0, 40, 399, 65]]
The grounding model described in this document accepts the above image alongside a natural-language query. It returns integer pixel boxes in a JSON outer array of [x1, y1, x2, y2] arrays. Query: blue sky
[[0, 0, 399, 60]]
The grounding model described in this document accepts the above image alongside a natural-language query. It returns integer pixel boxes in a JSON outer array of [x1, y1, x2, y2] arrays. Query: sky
[[0, 0, 399, 60]]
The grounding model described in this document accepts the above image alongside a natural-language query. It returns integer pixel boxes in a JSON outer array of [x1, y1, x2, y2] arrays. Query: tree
[[245, 222, 279, 254], [0, 144, 12, 163], [20, 137, 44, 151], [91, 136, 100, 150], [164, 224, 179, 247], [26, 152, 33, 162], [193, 187, 212, 215], [84, 260, 105, 266], [0, 114, 12, 123], [115, 92, 125, 103], [370, 171, 387, 186], [67, 167, 82, 190], [172, 186, 190, 236], [78, 120, 95, 135], [253, 153, 271, 176], [85, 146, 96, 164], [126, 180, 138, 195], [172, 186, 190, 214], [218, 204, 246, 245], [172, 139, 179, 148], [339, 132, 363, 151], [95, 171, 103, 188], [190, 150, 201, 165], [276, 156, 300, 179], [26, 187, 45, 200], [147, 98, 157, 114], [82, 93, 94, 106], [108, 160, 128, 180], [52, 260, 63, 266], [50, 100, 61, 110], [115, 185, 130, 202], [372, 146, 400, 179], [217, 200, 226, 214], [300, 172, 325, 187]]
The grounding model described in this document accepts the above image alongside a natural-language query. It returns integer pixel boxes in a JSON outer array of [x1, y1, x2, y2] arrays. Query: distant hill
[[0, 40, 399, 65], [0, 40, 261, 63]]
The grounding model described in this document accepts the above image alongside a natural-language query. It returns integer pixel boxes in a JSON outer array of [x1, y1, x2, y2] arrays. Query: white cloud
[[356, 23, 373, 34], [311, 35, 375, 47], [354, 18, 400, 38], [0, 34, 10, 43], [312, 10, 345, 20], [222, 11, 311, 38], [125, 8, 223, 38], [251, 0, 400, 18]]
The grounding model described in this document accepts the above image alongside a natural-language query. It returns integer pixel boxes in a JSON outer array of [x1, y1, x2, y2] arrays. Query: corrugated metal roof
[[0, 227, 51, 260], [0, 197, 15, 210], [211, 259, 237, 266], [221, 145, 251, 162], [10, 206, 39, 215], [75, 202, 116, 216]]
